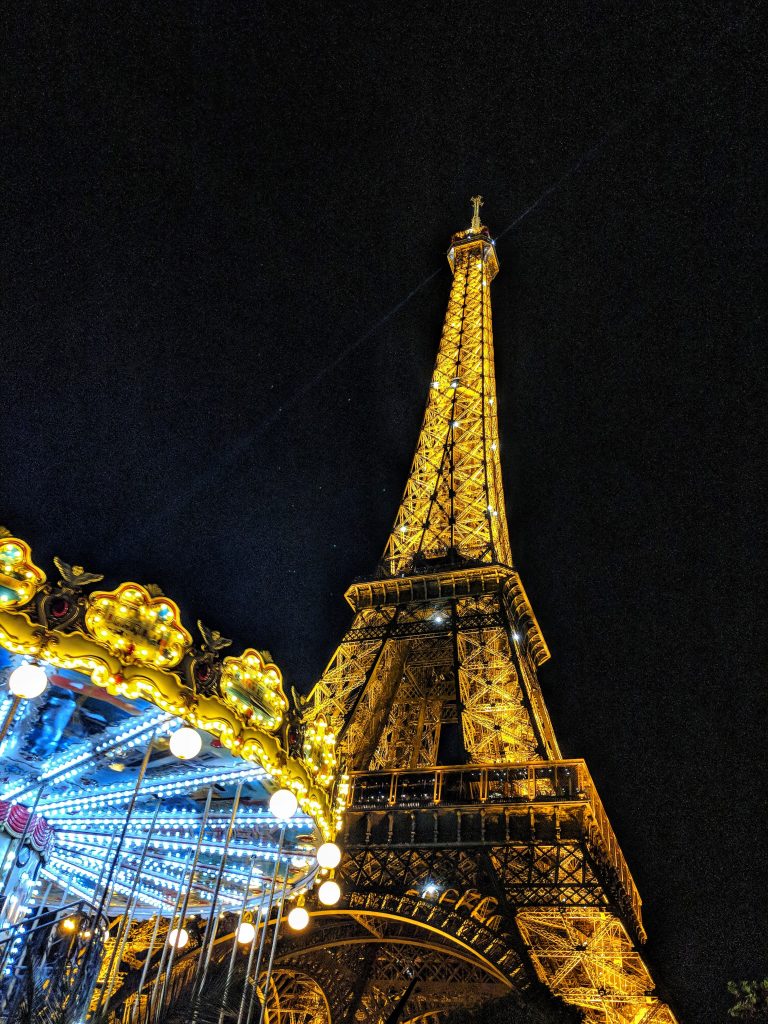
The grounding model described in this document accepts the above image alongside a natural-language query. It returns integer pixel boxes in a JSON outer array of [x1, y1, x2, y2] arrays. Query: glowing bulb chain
[[37, 762, 267, 813], [1, 709, 173, 801]]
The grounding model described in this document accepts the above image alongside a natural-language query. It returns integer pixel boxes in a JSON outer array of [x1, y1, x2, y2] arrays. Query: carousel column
[[240, 828, 286, 1024], [146, 845, 195, 1022], [129, 906, 163, 1024], [247, 788, 298, 1024], [256, 858, 291, 1024], [217, 852, 258, 1024], [0, 780, 46, 914], [152, 785, 214, 1023], [79, 727, 159, 999], [0, 782, 47, 988], [95, 796, 163, 1019], [190, 782, 243, 1022]]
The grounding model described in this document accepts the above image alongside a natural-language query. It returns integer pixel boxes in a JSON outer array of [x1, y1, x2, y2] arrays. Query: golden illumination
[[220, 648, 288, 731], [295, 208, 678, 1024], [0, 535, 46, 608], [84, 583, 192, 669]]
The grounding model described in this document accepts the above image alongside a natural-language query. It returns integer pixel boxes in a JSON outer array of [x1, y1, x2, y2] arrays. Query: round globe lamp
[[269, 788, 298, 820], [168, 927, 189, 949], [236, 921, 256, 945], [9, 662, 48, 700], [316, 842, 341, 870], [169, 726, 202, 760], [318, 880, 341, 906], [288, 905, 309, 931]]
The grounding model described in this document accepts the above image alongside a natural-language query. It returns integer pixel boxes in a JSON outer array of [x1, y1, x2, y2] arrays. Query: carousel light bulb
[[316, 842, 341, 870], [269, 788, 298, 820], [236, 921, 256, 945], [9, 661, 48, 700], [318, 880, 341, 906], [168, 927, 189, 949], [287, 905, 309, 931], [169, 726, 202, 760]]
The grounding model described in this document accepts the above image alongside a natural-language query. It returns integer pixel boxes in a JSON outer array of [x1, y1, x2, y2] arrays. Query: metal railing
[[347, 759, 642, 928], [0, 898, 107, 1024]]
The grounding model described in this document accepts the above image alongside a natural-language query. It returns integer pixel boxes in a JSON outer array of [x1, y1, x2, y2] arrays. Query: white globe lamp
[[316, 842, 341, 870], [169, 726, 202, 760], [236, 921, 256, 945], [317, 879, 341, 906], [269, 788, 298, 820], [168, 927, 189, 949], [9, 661, 48, 700], [287, 905, 309, 931]]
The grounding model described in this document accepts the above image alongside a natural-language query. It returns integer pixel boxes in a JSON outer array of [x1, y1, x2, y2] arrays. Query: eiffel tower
[[285, 200, 678, 1024]]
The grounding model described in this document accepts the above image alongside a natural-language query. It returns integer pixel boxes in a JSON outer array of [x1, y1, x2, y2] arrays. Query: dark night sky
[[2, 4, 765, 1021]]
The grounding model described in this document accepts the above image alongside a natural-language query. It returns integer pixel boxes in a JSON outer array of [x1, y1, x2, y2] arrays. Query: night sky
[[2, 4, 765, 1021]]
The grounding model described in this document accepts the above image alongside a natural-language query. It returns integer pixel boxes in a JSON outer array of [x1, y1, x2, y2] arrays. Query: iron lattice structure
[[291, 207, 678, 1024]]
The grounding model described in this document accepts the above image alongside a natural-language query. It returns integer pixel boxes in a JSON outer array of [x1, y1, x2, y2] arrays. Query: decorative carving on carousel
[[0, 530, 338, 838], [0, 529, 46, 608]]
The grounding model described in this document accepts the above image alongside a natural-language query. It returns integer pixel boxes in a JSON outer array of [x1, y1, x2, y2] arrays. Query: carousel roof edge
[[0, 529, 341, 838]]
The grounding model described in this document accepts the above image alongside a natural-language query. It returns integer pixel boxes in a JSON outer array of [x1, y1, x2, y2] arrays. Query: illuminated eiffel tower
[[286, 200, 678, 1024]]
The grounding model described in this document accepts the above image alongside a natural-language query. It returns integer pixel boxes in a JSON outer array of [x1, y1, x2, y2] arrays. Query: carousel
[[0, 530, 343, 1024]]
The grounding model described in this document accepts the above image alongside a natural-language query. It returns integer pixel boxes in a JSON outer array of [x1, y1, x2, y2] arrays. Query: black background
[[2, 4, 765, 1021]]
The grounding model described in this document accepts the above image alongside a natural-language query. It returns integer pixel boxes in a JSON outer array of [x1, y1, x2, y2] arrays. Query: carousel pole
[[79, 728, 158, 1000], [129, 907, 163, 1024], [152, 786, 214, 1022], [96, 796, 162, 1018], [190, 783, 243, 1020], [240, 827, 285, 1024], [0, 696, 21, 745], [237, 896, 267, 1024], [256, 856, 290, 1024], [146, 845, 194, 1022], [217, 853, 257, 1024]]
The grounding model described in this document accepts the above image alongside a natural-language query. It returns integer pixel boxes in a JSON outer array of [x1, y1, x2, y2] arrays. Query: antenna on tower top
[[470, 195, 484, 232]]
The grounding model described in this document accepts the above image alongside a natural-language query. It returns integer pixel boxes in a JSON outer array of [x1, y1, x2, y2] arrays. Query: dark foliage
[[729, 980, 768, 1020]]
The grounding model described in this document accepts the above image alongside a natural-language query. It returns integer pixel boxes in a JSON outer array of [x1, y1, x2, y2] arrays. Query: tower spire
[[383, 208, 510, 576], [470, 194, 484, 232]]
